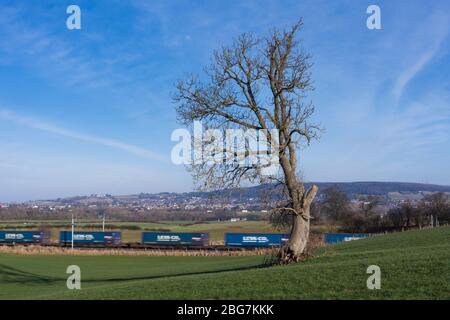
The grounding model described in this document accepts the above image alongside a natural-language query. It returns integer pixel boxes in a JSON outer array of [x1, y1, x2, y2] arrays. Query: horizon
[[3, 180, 450, 204], [1, 0, 450, 202]]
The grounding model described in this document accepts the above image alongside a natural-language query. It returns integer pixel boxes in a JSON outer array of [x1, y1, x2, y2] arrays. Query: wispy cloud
[[392, 12, 450, 102], [0, 109, 167, 162], [393, 42, 444, 102], [0, 4, 140, 90], [0, 5, 92, 86]]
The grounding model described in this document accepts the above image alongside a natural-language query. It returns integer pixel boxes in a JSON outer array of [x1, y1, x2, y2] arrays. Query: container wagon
[[225, 233, 289, 247], [324, 233, 370, 244], [141, 232, 209, 246], [59, 231, 122, 246], [0, 231, 51, 244]]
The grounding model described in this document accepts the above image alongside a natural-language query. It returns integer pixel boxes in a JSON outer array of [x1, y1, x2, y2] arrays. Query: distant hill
[[24, 181, 450, 206], [188, 181, 450, 200], [307, 181, 450, 197]]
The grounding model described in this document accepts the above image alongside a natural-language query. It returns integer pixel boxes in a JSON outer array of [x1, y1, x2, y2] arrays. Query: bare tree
[[420, 192, 450, 226], [359, 195, 382, 217], [387, 206, 406, 230], [387, 201, 415, 230], [387, 201, 422, 231], [173, 20, 321, 263], [321, 186, 350, 222]]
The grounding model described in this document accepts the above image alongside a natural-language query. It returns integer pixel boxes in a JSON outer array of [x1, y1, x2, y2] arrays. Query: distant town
[[1, 182, 449, 214]]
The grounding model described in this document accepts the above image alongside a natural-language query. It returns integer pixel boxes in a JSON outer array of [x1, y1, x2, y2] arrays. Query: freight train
[[0, 230, 371, 249], [0, 230, 289, 248]]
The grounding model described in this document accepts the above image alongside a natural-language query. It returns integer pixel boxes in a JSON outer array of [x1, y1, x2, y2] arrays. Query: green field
[[0, 227, 449, 299]]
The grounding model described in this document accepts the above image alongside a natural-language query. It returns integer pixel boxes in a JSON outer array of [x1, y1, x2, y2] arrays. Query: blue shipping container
[[59, 231, 121, 244], [225, 233, 289, 247], [141, 232, 209, 246], [324, 233, 370, 244], [0, 231, 50, 243]]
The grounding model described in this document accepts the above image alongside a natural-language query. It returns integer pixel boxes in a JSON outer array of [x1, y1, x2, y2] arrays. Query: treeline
[[312, 187, 450, 233], [0, 206, 268, 222]]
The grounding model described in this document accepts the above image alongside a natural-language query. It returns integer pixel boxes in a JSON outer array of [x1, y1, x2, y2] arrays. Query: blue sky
[[0, 0, 449, 201]]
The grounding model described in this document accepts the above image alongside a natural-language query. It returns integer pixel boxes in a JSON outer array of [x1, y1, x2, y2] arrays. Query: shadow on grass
[[0, 264, 61, 285], [86, 263, 269, 283], [0, 259, 274, 286]]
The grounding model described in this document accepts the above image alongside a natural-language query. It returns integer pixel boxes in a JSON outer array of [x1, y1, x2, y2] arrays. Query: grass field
[[0, 226, 449, 299]]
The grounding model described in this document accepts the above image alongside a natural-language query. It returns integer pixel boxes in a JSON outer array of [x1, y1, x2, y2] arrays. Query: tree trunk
[[279, 210, 310, 263], [278, 185, 318, 264]]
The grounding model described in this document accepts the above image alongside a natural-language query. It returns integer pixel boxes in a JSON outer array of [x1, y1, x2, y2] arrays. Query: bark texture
[[279, 185, 318, 263]]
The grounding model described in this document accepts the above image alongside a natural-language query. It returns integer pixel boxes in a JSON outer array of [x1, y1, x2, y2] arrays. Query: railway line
[[0, 230, 289, 251], [0, 242, 271, 251]]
